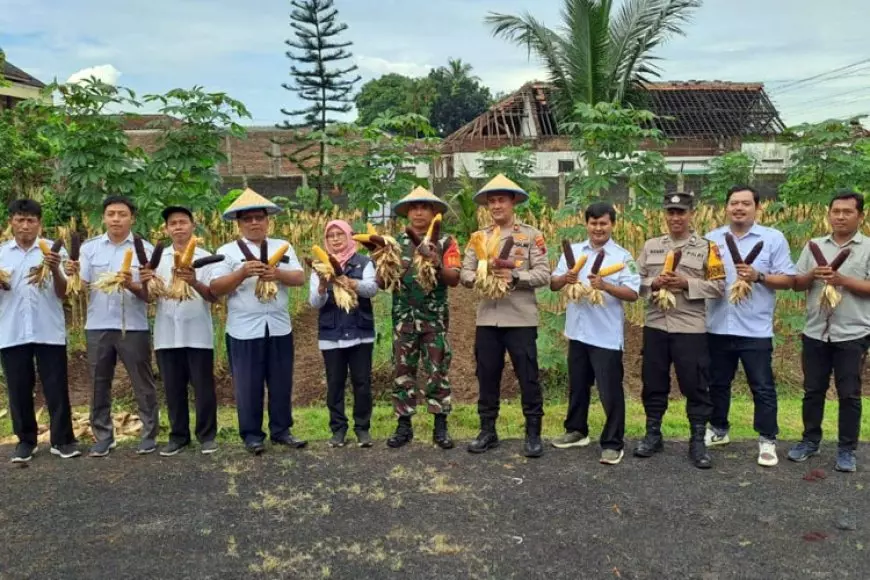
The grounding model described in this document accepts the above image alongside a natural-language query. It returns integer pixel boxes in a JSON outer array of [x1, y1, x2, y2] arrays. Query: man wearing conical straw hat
[[460, 174, 551, 458], [209, 188, 307, 455], [384, 186, 461, 450]]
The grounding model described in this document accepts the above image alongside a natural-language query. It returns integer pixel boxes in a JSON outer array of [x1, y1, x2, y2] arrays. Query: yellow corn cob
[[425, 213, 442, 241], [312, 245, 334, 275], [663, 251, 675, 274], [485, 227, 501, 258], [352, 234, 371, 243], [268, 243, 290, 267], [570, 254, 588, 275], [598, 263, 625, 277], [38, 240, 51, 255], [366, 223, 377, 236], [120, 249, 133, 273], [180, 238, 197, 267], [173, 252, 181, 269]]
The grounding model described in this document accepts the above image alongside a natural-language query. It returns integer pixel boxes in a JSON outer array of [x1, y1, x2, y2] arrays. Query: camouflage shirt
[[391, 232, 460, 331]]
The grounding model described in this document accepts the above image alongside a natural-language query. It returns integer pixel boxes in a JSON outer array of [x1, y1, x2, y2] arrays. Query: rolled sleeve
[[687, 278, 725, 300], [796, 244, 812, 275]]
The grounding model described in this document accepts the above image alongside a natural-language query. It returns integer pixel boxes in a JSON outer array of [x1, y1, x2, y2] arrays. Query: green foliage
[[0, 97, 61, 206], [779, 117, 870, 205], [354, 74, 434, 127], [332, 112, 439, 219], [701, 151, 758, 202], [293, 184, 333, 212], [562, 101, 671, 208], [486, 0, 702, 120], [427, 58, 492, 136], [279, 0, 361, 211], [446, 170, 480, 242]]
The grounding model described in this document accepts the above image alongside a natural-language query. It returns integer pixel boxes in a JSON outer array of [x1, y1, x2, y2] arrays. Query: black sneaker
[[50, 443, 81, 459], [271, 434, 307, 449], [159, 441, 189, 457], [356, 430, 373, 448], [11, 442, 36, 463], [246, 441, 266, 455], [200, 440, 218, 455], [89, 439, 117, 458], [137, 439, 157, 455], [328, 431, 347, 448]]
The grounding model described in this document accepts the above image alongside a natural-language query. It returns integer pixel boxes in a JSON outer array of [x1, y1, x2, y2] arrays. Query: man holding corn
[[65, 195, 158, 458], [210, 189, 307, 455], [704, 185, 796, 467], [634, 191, 725, 469], [383, 187, 461, 450], [550, 202, 641, 465], [460, 174, 550, 458]]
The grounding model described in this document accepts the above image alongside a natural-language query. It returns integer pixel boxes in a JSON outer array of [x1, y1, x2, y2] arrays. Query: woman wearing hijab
[[309, 220, 379, 448]]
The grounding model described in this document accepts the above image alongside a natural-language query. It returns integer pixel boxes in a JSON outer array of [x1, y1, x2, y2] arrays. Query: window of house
[[558, 160, 575, 173]]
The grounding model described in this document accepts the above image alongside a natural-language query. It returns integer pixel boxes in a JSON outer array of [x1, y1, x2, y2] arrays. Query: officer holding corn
[[460, 175, 550, 458], [634, 191, 726, 469]]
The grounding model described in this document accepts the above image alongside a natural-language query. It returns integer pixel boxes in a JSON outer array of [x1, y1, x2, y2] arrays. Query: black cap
[[663, 191, 695, 210], [161, 206, 193, 222]]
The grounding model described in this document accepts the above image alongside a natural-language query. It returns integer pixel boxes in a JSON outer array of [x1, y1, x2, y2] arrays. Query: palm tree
[[486, 0, 701, 120]]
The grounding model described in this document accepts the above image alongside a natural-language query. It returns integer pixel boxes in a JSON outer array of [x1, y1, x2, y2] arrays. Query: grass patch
[[1, 396, 867, 443]]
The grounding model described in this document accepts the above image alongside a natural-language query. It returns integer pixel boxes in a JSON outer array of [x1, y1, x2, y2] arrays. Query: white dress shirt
[[308, 260, 379, 351], [153, 245, 216, 350], [80, 233, 153, 332], [212, 237, 302, 340], [0, 238, 68, 349], [552, 238, 642, 351]]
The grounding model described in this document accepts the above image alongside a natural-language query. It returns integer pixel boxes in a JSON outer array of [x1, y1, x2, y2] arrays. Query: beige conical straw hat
[[393, 185, 448, 217], [473, 173, 529, 205], [222, 188, 281, 220]]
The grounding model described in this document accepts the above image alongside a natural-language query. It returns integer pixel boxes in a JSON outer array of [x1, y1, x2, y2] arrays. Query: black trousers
[[566, 340, 625, 450], [474, 326, 543, 421], [322, 343, 373, 434], [156, 348, 218, 444], [801, 334, 867, 451], [641, 327, 713, 425], [0, 343, 74, 447]]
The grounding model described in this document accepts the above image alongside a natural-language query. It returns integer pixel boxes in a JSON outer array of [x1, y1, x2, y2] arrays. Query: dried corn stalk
[[311, 245, 357, 312], [353, 223, 402, 291], [65, 230, 83, 297], [27, 239, 62, 288], [652, 249, 680, 311]]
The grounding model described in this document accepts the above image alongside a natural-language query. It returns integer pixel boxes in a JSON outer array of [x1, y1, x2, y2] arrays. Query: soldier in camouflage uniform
[[385, 187, 461, 450]]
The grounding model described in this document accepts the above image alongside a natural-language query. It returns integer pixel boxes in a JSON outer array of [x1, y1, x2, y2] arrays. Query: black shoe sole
[[433, 440, 455, 450], [633, 443, 664, 458]]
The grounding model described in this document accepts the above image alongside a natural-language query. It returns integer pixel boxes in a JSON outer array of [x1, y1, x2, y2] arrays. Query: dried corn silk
[[728, 278, 753, 304], [412, 252, 439, 294]]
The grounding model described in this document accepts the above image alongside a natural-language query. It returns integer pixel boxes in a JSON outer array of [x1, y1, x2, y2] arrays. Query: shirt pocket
[[89, 260, 111, 280], [678, 253, 705, 277], [644, 253, 665, 275]]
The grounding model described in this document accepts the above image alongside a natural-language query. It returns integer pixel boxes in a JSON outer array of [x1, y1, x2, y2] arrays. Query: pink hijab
[[325, 220, 357, 268]]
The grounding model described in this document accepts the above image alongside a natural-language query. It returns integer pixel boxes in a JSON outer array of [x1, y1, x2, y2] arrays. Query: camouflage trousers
[[392, 322, 452, 417]]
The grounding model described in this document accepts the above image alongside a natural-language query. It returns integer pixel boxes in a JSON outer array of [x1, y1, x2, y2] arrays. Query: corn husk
[[820, 283, 842, 312], [92, 271, 126, 294], [26, 240, 54, 288], [412, 252, 439, 294], [312, 260, 358, 313], [564, 282, 588, 303], [371, 236, 402, 292], [652, 288, 677, 310], [0, 268, 11, 291], [728, 279, 753, 304], [166, 271, 196, 301]]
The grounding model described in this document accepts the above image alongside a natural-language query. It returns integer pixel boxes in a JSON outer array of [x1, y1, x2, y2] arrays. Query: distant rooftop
[[2, 60, 46, 88]]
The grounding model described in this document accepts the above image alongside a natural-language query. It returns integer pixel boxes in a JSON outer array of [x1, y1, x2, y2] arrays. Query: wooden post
[[558, 172, 566, 208], [677, 173, 686, 193]]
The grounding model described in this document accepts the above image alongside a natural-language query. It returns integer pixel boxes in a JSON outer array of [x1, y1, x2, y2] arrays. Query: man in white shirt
[[65, 195, 158, 458], [550, 202, 641, 465], [0, 199, 78, 462], [149, 206, 219, 457], [210, 189, 306, 455]]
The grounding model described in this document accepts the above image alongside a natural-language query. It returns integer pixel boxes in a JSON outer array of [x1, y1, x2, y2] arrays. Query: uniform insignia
[[514, 233, 528, 242], [671, 195, 680, 203], [706, 241, 725, 280], [513, 247, 525, 258], [534, 235, 547, 255], [627, 260, 638, 274], [443, 242, 461, 269]]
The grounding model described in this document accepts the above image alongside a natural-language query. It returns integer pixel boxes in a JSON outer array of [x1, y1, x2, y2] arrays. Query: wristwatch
[[756, 272, 766, 284]]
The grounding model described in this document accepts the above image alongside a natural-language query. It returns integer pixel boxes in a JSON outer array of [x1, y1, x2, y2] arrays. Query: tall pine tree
[[279, 0, 360, 211]]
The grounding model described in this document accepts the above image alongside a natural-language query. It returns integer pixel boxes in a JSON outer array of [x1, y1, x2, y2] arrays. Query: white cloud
[[355, 55, 432, 78], [66, 64, 121, 86]]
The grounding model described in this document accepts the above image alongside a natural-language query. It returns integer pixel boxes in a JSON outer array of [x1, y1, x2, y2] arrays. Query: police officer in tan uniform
[[460, 175, 551, 457], [634, 191, 726, 469]]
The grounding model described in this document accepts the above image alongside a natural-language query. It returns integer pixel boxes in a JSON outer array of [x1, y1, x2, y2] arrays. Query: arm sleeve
[[795, 243, 812, 275], [515, 233, 551, 289], [356, 262, 379, 298], [770, 233, 797, 275], [637, 244, 654, 298], [552, 253, 568, 276], [79, 243, 93, 283], [281, 245, 303, 271], [687, 243, 726, 299], [460, 244, 478, 288], [619, 252, 641, 293], [309, 271, 328, 308]]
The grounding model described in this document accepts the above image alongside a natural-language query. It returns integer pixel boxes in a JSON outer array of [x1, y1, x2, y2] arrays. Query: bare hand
[[735, 264, 759, 282], [817, 267, 845, 286], [663, 272, 689, 290], [259, 265, 278, 282], [493, 268, 513, 282], [317, 275, 328, 295], [139, 267, 154, 285], [651, 275, 669, 291], [813, 266, 833, 281], [564, 271, 578, 285], [44, 252, 62, 272], [243, 261, 266, 278], [587, 274, 606, 291], [175, 267, 196, 284], [338, 276, 359, 293], [120, 270, 135, 290], [64, 260, 80, 276]]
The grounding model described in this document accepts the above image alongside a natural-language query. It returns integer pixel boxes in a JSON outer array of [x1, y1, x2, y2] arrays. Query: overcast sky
[[2, 0, 868, 127]]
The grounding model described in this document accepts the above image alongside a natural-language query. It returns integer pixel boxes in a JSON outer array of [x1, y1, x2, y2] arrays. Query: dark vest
[[318, 253, 375, 342]]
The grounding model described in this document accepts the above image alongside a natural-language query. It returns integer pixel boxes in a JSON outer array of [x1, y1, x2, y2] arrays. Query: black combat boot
[[689, 423, 712, 469], [433, 414, 454, 450], [633, 418, 664, 458], [467, 418, 499, 454], [523, 416, 544, 458], [387, 416, 413, 448]]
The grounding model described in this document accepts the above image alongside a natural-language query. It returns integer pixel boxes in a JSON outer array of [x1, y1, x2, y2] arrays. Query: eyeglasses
[[239, 214, 267, 224], [326, 232, 347, 240]]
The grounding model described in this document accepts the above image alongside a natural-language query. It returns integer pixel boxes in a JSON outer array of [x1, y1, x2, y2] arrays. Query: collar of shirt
[[99, 232, 135, 246], [823, 231, 866, 247], [579, 238, 618, 253], [7, 239, 42, 253]]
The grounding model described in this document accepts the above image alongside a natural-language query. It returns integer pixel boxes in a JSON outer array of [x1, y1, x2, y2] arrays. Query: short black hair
[[726, 185, 759, 205], [585, 202, 616, 223], [102, 195, 136, 215], [7, 199, 42, 219], [161, 206, 193, 223], [829, 190, 865, 212]]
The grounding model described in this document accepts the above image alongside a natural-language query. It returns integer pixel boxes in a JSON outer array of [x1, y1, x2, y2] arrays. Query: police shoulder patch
[[534, 235, 547, 255], [706, 241, 725, 280]]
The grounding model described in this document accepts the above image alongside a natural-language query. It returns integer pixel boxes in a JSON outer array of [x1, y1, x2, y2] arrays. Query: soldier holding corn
[[461, 175, 551, 458], [788, 191, 870, 473], [634, 191, 725, 469], [550, 202, 641, 466], [382, 187, 461, 450]]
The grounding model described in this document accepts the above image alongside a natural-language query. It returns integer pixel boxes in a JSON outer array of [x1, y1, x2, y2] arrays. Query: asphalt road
[[0, 441, 867, 579]]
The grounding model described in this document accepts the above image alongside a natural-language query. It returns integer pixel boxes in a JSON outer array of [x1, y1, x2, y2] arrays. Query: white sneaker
[[705, 427, 730, 447], [757, 438, 778, 467]]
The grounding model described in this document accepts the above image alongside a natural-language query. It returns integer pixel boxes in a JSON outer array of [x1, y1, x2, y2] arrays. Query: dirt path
[[0, 442, 866, 579]]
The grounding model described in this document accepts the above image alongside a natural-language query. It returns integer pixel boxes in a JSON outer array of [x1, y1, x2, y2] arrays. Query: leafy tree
[[778, 117, 870, 205], [701, 151, 758, 202], [279, 0, 361, 211], [486, 0, 702, 120], [427, 58, 492, 136], [0, 98, 61, 207], [562, 101, 671, 209], [354, 74, 433, 126]]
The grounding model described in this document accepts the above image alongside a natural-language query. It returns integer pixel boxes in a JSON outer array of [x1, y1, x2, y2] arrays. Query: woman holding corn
[[210, 189, 307, 455], [634, 191, 725, 469], [308, 219, 379, 449], [64, 195, 159, 457], [460, 175, 551, 458], [549, 202, 641, 466]]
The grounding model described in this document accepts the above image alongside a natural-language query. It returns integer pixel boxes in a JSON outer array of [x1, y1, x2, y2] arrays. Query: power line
[[780, 86, 870, 110], [770, 57, 870, 95]]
